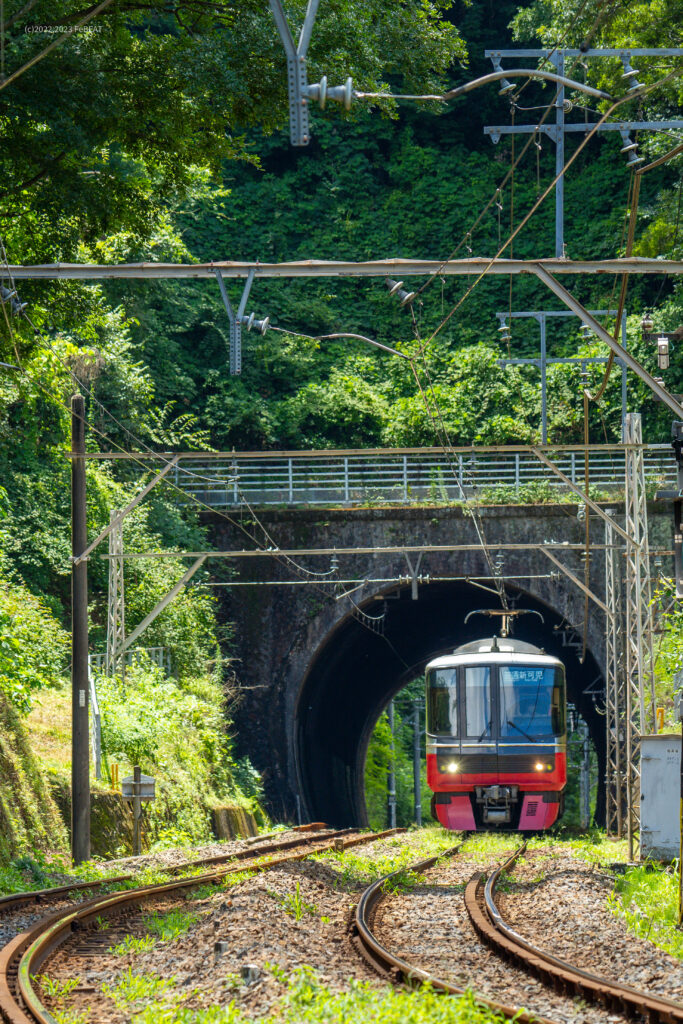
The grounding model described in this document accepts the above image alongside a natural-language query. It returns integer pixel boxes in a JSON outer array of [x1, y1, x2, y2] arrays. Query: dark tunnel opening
[[295, 581, 605, 827]]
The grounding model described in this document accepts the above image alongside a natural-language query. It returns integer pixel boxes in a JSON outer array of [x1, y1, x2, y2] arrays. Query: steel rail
[[465, 846, 683, 1024], [351, 845, 559, 1024], [1, 827, 405, 1024], [0, 822, 328, 916]]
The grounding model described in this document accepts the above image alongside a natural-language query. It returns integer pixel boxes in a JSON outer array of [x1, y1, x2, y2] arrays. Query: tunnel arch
[[295, 580, 605, 827]]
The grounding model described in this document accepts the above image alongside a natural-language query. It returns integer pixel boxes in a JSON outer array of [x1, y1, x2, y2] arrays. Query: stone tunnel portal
[[295, 580, 605, 828]]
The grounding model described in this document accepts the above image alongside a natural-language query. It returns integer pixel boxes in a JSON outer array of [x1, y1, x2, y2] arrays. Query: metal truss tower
[[604, 512, 626, 837], [106, 509, 125, 678], [623, 413, 656, 856]]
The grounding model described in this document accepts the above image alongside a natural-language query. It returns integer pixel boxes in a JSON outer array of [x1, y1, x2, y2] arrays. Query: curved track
[[351, 843, 557, 1024], [465, 845, 683, 1024], [0, 822, 328, 916], [0, 826, 404, 1024]]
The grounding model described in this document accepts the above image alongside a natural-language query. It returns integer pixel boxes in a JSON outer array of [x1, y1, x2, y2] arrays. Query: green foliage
[[313, 827, 455, 888], [0, 565, 68, 712], [364, 677, 432, 829], [144, 909, 200, 942], [608, 862, 683, 958], [103, 969, 175, 1012], [110, 934, 157, 957], [0, 692, 68, 862], [95, 662, 261, 846], [274, 881, 319, 921]]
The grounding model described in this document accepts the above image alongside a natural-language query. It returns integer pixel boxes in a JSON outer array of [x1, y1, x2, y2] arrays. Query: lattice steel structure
[[604, 512, 626, 837], [105, 509, 125, 677], [623, 413, 657, 856]]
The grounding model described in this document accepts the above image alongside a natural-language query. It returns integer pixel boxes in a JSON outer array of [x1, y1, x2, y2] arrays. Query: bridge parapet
[[172, 444, 674, 508]]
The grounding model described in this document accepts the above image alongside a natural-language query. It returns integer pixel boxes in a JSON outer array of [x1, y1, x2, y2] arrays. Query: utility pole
[[580, 721, 591, 828], [484, 48, 683, 258], [387, 700, 397, 829], [71, 394, 90, 865], [412, 700, 422, 827]]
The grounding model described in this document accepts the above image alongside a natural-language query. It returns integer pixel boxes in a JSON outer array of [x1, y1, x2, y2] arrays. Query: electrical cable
[[0, 244, 403, 641], [0, 0, 116, 93]]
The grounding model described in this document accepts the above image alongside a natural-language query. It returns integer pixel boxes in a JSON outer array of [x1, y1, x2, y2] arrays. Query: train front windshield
[[499, 665, 564, 740], [426, 663, 565, 739]]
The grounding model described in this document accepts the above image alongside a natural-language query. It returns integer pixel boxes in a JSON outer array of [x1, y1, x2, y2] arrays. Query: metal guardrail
[[88, 646, 171, 674], [168, 445, 675, 508]]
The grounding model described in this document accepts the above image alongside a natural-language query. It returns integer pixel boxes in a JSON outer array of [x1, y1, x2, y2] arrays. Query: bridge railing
[[169, 444, 675, 507]]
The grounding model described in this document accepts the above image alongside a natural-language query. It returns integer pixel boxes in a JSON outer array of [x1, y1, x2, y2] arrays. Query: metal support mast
[[484, 48, 683, 258], [624, 412, 656, 857], [105, 509, 125, 678], [604, 511, 626, 837]]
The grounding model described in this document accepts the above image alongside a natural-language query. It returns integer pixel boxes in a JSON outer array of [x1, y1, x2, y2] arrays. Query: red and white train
[[426, 635, 567, 830]]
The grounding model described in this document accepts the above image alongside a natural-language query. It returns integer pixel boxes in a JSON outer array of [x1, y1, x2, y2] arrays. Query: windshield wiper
[[506, 719, 535, 742], [477, 721, 491, 742]]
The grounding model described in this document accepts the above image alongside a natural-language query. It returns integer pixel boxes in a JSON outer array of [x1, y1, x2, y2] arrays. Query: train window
[[426, 669, 458, 736], [465, 666, 491, 739], [498, 666, 560, 740]]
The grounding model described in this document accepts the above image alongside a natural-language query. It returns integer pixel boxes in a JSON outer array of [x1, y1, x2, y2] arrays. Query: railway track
[[0, 822, 328, 917], [0, 825, 404, 1024], [353, 838, 683, 1024], [351, 841, 557, 1024], [465, 845, 683, 1024]]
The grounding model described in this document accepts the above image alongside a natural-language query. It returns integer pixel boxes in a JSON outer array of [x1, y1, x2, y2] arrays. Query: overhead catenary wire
[[0, 0, 116, 93], [0, 244, 408, 639]]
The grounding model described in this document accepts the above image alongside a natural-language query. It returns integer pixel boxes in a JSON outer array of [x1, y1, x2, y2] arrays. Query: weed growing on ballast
[[268, 880, 320, 921], [33, 975, 81, 1000], [144, 908, 200, 941], [608, 861, 683, 959], [33, 975, 88, 1024], [126, 967, 515, 1024], [311, 827, 455, 889], [51, 1010, 90, 1024], [110, 933, 156, 956], [102, 968, 176, 1011]]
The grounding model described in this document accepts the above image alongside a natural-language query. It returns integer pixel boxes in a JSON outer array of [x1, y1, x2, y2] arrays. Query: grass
[[125, 966, 516, 1024], [144, 908, 200, 942], [110, 934, 157, 956], [310, 827, 457, 888], [102, 968, 176, 1010], [608, 861, 683, 959]]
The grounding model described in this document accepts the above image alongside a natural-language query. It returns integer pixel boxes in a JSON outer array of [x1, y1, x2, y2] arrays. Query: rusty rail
[[1, 826, 403, 1024], [465, 846, 683, 1024], [0, 822, 328, 915], [351, 845, 558, 1024]]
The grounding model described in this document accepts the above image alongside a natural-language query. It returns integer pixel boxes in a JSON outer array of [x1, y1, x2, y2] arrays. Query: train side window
[[465, 665, 491, 738], [426, 669, 458, 736], [551, 669, 566, 735]]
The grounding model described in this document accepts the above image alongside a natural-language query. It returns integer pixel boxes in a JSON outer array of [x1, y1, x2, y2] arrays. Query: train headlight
[[534, 762, 544, 772], [446, 761, 459, 774]]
